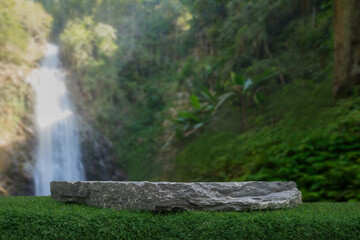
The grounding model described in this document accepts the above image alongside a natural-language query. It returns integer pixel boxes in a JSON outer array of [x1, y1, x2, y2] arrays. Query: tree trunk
[[301, 0, 312, 17], [333, 0, 360, 98]]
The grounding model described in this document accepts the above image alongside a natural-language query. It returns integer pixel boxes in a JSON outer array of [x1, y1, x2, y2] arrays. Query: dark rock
[[77, 119, 127, 181]]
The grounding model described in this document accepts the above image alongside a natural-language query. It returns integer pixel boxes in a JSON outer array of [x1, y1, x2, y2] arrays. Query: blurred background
[[0, 0, 359, 202]]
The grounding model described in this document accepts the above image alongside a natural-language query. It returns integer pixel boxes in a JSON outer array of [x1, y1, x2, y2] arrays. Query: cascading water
[[28, 44, 85, 196]]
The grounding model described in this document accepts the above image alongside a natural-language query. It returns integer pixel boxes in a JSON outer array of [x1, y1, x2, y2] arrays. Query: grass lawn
[[0, 197, 359, 240]]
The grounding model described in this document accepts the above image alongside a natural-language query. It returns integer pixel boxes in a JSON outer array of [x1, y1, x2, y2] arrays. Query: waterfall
[[28, 44, 85, 196]]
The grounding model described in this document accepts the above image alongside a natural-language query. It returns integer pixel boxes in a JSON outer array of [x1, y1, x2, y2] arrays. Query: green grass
[[0, 197, 359, 240]]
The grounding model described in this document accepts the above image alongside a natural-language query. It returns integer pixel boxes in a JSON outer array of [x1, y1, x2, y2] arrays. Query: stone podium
[[51, 181, 302, 211]]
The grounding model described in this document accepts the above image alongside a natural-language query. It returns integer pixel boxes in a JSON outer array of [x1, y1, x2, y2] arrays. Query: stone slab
[[50, 181, 302, 211]]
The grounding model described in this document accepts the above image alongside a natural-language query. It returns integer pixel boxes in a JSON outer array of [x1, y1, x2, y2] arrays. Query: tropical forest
[[1, 0, 360, 229], [1, 0, 360, 238], [1, 0, 360, 201]]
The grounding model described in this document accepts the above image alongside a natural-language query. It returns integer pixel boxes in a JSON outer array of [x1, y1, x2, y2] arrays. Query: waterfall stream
[[28, 44, 85, 196]]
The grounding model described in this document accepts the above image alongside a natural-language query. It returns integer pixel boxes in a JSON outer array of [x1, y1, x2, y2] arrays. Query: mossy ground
[[0, 197, 359, 240]]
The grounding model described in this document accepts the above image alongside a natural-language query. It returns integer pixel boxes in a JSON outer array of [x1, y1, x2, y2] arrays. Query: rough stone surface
[[51, 181, 302, 211], [77, 118, 127, 181]]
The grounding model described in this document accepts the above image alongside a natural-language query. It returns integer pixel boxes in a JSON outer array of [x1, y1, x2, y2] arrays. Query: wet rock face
[[77, 119, 127, 181], [51, 181, 302, 211]]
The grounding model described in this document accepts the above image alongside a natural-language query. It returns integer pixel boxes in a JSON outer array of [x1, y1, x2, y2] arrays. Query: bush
[[173, 94, 360, 202], [0, 0, 29, 63], [0, 0, 51, 63]]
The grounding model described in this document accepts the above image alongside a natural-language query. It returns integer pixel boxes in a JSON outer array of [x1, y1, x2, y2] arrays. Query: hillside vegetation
[[0, 0, 51, 195], [35, 0, 360, 201]]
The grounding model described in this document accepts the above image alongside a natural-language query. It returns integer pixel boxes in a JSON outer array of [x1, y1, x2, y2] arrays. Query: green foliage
[[0, 0, 51, 133], [0, 197, 359, 240], [173, 71, 262, 137], [60, 17, 117, 70], [0, 0, 28, 62], [52, 0, 190, 180], [173, 93, 215, 138], [0, 0, 51, 63], [165, 0, 342, 202], [35, 0, 358, 203], [0, 70, 29, 134], [173, 90, 360, 202]]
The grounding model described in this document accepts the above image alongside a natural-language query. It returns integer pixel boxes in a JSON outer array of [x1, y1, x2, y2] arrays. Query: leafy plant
[[173, 93, 214, 138]]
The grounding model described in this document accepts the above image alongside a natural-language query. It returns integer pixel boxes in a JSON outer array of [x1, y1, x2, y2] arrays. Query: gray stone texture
[[51, 181, 302, 211]]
